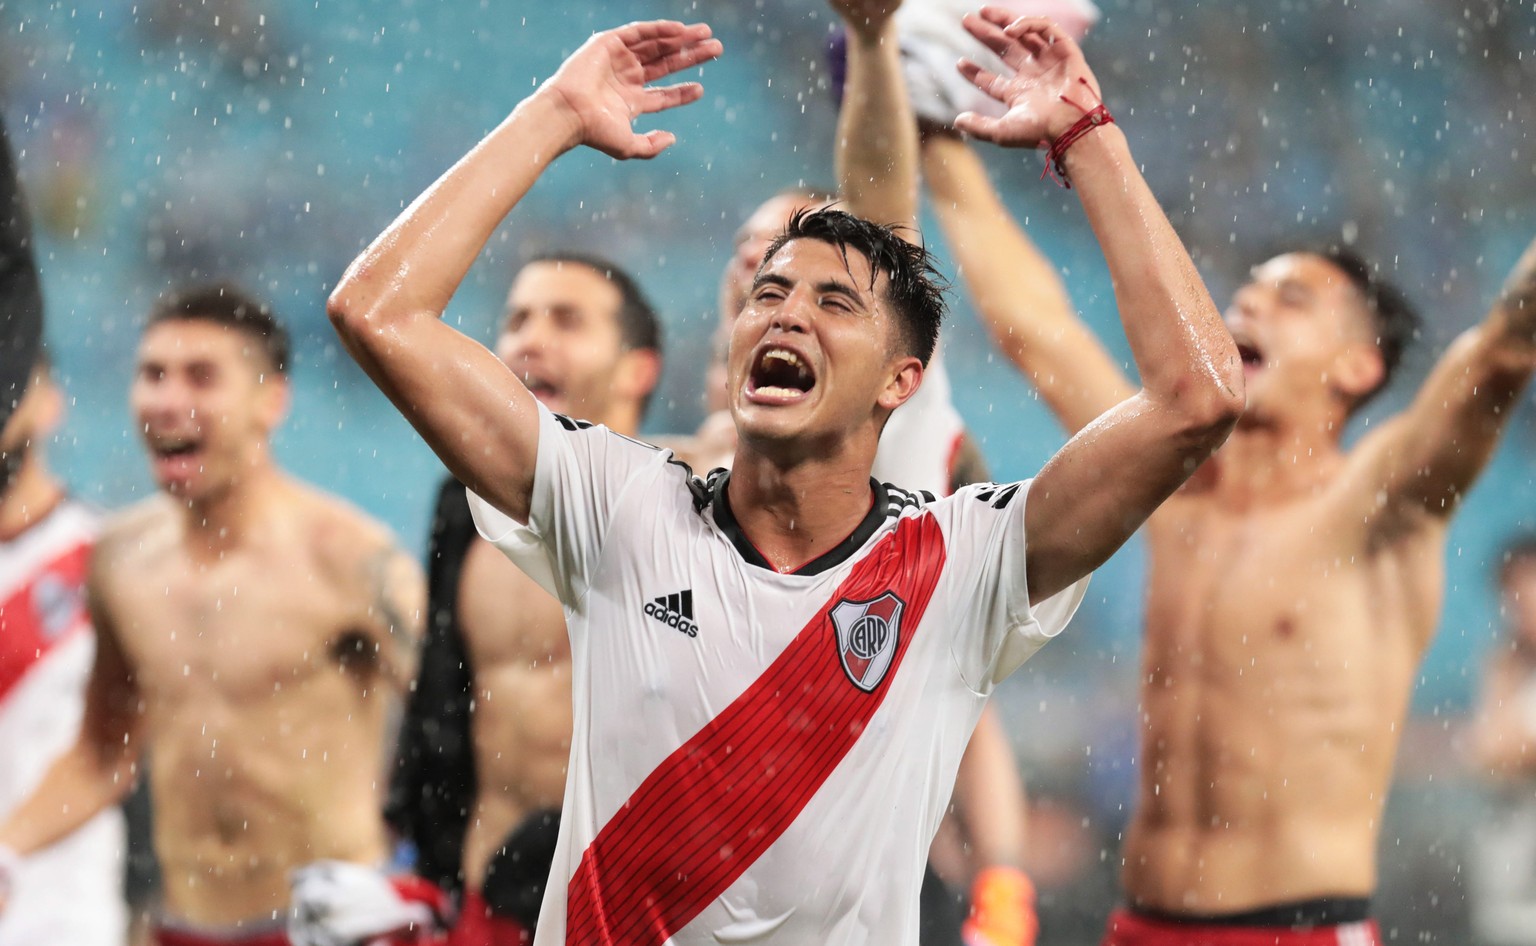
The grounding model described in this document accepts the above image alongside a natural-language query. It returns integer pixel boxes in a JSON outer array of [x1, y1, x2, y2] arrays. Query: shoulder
[[96, 496, 176, 564], [286, 479, 408, 586]]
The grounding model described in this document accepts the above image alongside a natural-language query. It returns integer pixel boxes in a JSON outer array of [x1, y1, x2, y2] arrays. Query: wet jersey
[[0, 499, 126, 946], [467, 404, 1087, 946]]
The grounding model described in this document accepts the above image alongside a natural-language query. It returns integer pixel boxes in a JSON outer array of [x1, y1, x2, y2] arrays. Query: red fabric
[[1101, 907, 1382, 946], [0, 540, 89, 704], [153, 926, 290, 946], [447, 889, 531, 946], [565, 513, 948, 945]]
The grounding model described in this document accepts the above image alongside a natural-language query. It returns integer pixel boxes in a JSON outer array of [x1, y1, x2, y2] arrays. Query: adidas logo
[[645, 590, 700, 639]]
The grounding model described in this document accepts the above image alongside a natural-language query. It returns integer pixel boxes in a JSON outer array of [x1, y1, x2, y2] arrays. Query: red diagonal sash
[[567, 513, 947, 944], [0, 541, 90, 705]]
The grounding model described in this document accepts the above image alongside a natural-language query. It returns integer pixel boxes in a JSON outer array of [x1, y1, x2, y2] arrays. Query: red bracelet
[[1042, 78, 1114, 188]]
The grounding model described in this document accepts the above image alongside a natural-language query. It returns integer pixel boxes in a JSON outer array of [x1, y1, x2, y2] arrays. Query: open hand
[[541, 21, 722, 160], [953, 9, 1102, 148]]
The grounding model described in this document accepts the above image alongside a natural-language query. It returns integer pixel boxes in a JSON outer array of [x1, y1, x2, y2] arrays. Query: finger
[[640, 81, 705, 114], [953, 111, 1003, 143], [960, 12, 1031, 71], [976, 6, 1020, 29], [625, 129, 677, 160], [641, 38, 724, 82], [627, 24, 716, 65], [956, 58, 1007, 103], [613, 20, 711, 48]]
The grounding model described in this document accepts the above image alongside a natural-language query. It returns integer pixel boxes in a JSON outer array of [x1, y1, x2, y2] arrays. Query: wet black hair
[[147, 281, 290, 377], [1313, 247, 1420, 411], [760, 207, 948, 365]]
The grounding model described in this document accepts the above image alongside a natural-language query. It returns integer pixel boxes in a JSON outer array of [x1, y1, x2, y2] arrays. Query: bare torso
[[97, 485, 401, 925], [1123, 455, 1445, 913], [457, 536, 572, 889]]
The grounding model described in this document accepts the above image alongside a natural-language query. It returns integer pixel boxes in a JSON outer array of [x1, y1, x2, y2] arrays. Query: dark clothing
[[387, 477, 479, 895]]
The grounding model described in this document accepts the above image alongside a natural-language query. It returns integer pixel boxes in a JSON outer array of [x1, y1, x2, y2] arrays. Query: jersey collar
[[710, 472, 888, 577]]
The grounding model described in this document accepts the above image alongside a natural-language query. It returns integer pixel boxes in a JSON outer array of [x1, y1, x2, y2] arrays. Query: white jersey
[[871, 346, 965, 497], [468, 405, 1086, 946], [0, 499, 127, 946]]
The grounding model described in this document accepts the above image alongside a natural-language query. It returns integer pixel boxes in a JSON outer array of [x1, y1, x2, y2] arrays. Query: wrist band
[[1042, 77, 1114, 189]]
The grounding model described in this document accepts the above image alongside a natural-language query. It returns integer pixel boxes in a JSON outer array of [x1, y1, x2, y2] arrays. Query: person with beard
[[0, 284, 435, 946], [389, 254, 662, 945]]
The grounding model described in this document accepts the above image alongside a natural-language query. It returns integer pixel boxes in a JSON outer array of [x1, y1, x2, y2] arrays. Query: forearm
[[836, 20, 919, 230], [953, 706, 1026, 869], [331, 93, 577, 336], [0, 740, 137, 855], [1062, 126, 1240, 424], [924, 134, 1130, 432]]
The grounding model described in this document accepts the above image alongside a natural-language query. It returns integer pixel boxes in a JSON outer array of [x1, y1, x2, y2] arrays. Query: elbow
[[1165, 368, 1245, 451]]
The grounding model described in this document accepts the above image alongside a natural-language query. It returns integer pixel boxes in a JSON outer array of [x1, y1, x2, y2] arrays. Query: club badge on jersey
[[831, 592, 905, 692]]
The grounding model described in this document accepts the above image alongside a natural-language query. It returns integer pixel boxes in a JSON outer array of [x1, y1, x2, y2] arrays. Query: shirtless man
[[918, 51, 1536, 940], [329, 9, 1240, 942], [0, 357, 127, 946], [389, 254, 662, 944], [0, 284, 428, 946]]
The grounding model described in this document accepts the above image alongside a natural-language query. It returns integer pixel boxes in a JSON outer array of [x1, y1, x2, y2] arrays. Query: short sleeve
[[937, 479, 1090, 691], [466, 403, 664, 608]]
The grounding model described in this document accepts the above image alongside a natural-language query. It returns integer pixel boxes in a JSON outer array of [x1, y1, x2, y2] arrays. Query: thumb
[[627, 129, 677, 160]]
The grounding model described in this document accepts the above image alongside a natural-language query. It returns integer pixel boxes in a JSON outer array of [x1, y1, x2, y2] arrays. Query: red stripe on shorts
[[566, 512, 947, 944]]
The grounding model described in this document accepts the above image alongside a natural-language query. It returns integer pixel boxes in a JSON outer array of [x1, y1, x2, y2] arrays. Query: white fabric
[[467, 403, 1088, 945], [288, 861, 434, 946], [871, 348, 966, 497], [895, 0, 1101, 127], [0, 500, 126, 946]]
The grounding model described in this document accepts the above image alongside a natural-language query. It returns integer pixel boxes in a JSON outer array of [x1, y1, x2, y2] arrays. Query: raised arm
[[1350, 237, 1536, 521], [327, 21, 720, 524], [832, 0, 919, 233], [923, 131, 1132, 433], [0, 556, 143, 907], [954, 10, 1242, 603]]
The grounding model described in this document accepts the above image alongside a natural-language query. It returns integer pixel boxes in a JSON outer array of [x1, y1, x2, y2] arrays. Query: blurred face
[[1503, 558, 1536, 648], [720, 193, 828, 321], [131, 319, 286, 501], [495, 262, 632, 423], [1224, 253, 1382, 424], [728, 238, 919, 450]]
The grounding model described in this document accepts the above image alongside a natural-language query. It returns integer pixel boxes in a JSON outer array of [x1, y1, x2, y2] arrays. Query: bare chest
[[110, 551, 371, 703], [458, 538, 571, 671], [1143, 499, 1416, 680]]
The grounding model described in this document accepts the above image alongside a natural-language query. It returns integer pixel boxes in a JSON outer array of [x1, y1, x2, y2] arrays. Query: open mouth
[[520, 372, 562, 405], [151, 437, 202, 460], [1237, 342, 1264, 370], [746, 346, 816, 402]]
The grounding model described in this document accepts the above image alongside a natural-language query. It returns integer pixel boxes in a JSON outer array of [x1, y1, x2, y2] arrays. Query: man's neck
[[177, 462, 284, 559], [0, 459, 65, 542], [726, 443, 877, 574], [1212, 414, 1346, 507]]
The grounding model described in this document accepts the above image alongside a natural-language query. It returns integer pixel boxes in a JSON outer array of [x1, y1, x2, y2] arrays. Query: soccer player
[[329, 13, 1241, 942], [1468, 536, 1536, 945], [0, 285, 431, 946], [0, 356, 127, 946], [921, 42, 1536, 944], [389, 254, 662, 944]]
